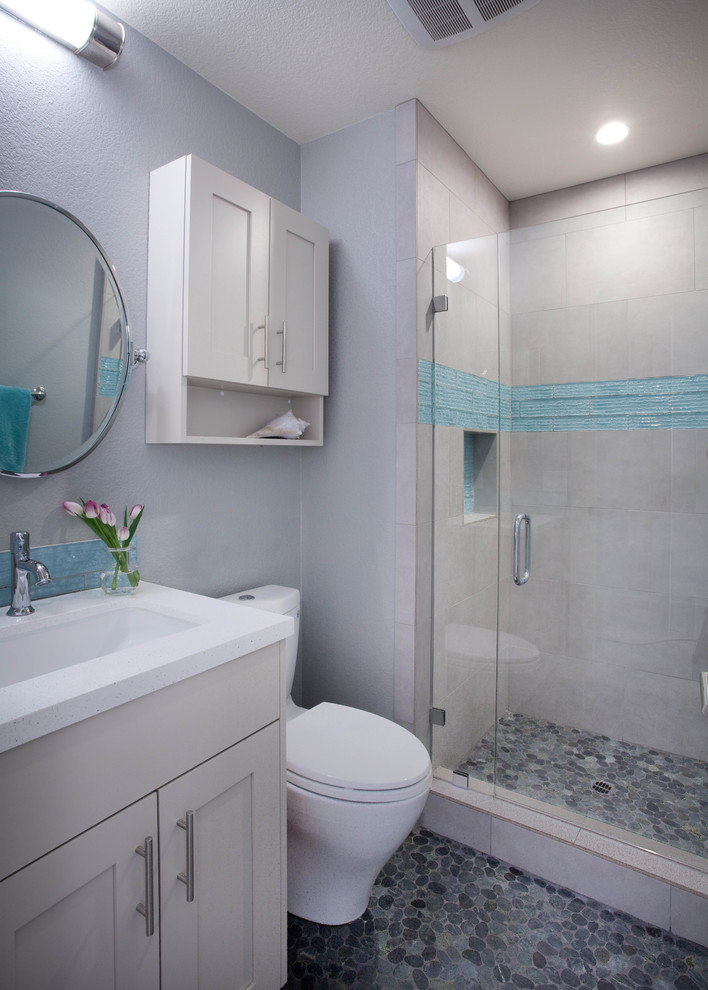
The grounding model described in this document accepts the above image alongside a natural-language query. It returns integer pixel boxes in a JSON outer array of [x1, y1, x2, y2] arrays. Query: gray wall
[[0, 17, 305, 598], [299, 113, 398, 718], [1, 15, 405, 723]]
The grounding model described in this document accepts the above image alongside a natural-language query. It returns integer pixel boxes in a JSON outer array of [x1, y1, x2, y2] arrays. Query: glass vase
[[100, 544, 140, 595]]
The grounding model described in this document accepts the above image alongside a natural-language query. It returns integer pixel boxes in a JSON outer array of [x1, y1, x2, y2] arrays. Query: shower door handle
[[513, 513, 531, 586]]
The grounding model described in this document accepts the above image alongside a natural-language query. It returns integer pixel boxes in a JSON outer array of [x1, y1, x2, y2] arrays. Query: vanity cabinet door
[[0, 795, 159, 990], [159, 722, 282, 990], [184, 155, 271, 386], [268, 200, 329, 396]]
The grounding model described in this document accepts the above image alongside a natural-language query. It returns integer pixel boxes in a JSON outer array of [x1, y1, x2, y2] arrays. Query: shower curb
[[422, 775, 708, 949]]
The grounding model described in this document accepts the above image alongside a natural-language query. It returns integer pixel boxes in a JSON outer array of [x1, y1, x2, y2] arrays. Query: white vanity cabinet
[[146, 154, 329, 446], [159, 724, 282, 990], [0, 796, 160, 990], [0, 643, 286, 990]]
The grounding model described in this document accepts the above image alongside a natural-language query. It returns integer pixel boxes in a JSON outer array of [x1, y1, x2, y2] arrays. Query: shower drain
[[592, 780, 613, 795]]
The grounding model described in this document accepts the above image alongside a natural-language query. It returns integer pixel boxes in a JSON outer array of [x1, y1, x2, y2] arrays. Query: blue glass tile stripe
[[418, 361, 511, 431], [513, 375, 708, 431], [419, 361, 708, 432], [0, 537, 138, 608]]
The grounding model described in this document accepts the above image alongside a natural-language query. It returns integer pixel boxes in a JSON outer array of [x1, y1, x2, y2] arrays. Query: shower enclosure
[[426, 195, 708, 869]]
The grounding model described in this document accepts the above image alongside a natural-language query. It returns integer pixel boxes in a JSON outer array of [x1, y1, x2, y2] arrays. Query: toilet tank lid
[[287, 702, 431, 791], [221, 584, 299, 614]]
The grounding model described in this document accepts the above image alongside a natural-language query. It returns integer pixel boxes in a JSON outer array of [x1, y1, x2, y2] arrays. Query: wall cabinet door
[[147, 154, 329, 443], [268, 200, 329, 396], [0, 796, 159, 990], [183, 156, 271, 387], [159, 722, 282, 990]]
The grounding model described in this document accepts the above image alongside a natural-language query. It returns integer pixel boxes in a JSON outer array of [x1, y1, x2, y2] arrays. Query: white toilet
[[221, 585, 432, 925]]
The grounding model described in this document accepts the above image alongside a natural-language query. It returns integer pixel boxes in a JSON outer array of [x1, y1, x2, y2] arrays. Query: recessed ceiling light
[[595, 121, 630, 145]]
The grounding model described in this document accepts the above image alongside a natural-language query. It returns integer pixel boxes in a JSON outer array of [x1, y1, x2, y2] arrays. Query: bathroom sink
[[0, 582, 294, 753], [0, 604, 197, 688]]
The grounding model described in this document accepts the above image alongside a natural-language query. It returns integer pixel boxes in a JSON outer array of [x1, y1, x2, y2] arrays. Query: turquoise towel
[[0, 386, 32, 473]]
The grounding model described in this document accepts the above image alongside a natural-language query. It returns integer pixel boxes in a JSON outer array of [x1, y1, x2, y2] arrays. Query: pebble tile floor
[[459, 713, 708, 860], [285, 827, 708, 989]]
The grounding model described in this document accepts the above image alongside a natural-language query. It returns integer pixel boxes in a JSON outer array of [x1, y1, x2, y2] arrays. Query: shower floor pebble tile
[[459, 713, 708, 860], [285, 828, 708, 990]]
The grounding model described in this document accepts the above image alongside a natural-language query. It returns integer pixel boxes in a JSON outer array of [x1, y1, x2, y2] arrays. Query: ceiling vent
[[385, 0, 542, 49]]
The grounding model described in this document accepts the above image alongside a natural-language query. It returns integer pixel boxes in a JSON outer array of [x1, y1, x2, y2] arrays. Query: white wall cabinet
[[146, 154, 329, 446], [0, 645, 286, 990], [267, 198, 329, 396], [182, 157, 271, 388]]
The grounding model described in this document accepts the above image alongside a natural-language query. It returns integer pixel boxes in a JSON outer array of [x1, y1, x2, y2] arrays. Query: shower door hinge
[[452, 770, 469, 789], [430, 707, 446, 726], [432, 294, 449, 313]]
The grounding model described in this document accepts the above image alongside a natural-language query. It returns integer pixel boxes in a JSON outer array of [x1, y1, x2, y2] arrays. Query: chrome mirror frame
[[0, 191, 133, 478]]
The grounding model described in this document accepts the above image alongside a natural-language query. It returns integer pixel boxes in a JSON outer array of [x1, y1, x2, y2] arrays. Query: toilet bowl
[[221, 585, 432, 925]]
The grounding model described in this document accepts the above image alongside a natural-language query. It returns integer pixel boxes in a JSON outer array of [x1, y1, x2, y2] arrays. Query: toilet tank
[[220, 585, 300, 697]]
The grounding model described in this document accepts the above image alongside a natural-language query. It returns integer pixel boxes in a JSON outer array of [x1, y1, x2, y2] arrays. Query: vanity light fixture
[[0, 0, 124, 68], [595, 121, 630, 145]]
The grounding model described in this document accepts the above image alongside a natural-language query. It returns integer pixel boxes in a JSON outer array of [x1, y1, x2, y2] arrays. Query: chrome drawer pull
[[276, 321, 287, 374], [135, 836, 155, 936], [177, 810, 195, 902]]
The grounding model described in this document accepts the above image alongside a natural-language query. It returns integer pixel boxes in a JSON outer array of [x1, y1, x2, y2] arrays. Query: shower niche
[[463, 431, 497, 523]]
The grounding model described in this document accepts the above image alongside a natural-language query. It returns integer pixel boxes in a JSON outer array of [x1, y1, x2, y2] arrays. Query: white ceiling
[[105, 0, 708, 201]]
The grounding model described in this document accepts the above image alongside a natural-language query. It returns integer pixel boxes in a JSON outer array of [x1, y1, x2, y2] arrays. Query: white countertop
[[0, 583, 292, 753]]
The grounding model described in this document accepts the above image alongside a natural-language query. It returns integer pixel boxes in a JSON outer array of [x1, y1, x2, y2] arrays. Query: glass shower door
[[428, 235, 505, 777]]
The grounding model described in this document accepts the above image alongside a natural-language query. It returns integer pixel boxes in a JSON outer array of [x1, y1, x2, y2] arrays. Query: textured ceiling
[[105, 0, 708, 200]]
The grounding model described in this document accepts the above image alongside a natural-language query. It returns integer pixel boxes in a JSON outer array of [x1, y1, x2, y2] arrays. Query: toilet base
[[286, 780, 430, 925]]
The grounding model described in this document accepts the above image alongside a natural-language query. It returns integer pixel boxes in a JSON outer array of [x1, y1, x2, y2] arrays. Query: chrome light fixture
[[0, 0, 124, 68]]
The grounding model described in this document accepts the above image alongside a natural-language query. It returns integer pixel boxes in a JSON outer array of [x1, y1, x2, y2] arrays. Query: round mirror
[[0, 191, 132, 477]]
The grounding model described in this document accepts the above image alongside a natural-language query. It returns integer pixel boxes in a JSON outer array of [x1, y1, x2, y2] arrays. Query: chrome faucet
[[7, 531, 51, 616]]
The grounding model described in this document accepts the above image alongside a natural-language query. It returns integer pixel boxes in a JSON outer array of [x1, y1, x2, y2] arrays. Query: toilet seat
[[286, 702, 432, 804]]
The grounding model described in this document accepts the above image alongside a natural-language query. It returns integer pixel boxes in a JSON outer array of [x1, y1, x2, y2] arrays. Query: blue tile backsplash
[[419, 360, 708, 432], [0, 538, 138, 608]]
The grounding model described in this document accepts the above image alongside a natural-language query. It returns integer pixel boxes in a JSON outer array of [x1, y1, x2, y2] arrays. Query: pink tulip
[[84, 500, 99, 518], [130, 504, 143, 519], [62, 500, 83, 516], [99, 504, 116, 527], [117, 525, 130, 542]]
